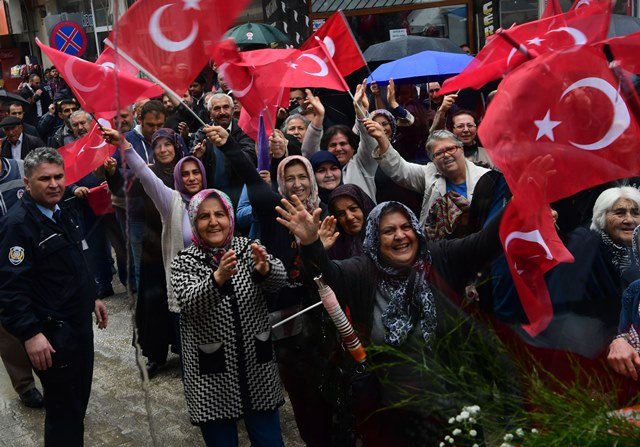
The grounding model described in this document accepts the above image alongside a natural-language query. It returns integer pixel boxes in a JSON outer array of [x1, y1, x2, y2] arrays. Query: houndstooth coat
[[171, 237, 288, 424]]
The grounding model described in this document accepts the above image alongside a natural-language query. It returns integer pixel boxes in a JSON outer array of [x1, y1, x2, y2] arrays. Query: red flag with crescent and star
[[439, 1, 611, 95], [36, 38, 162, 116], [300, 11, 366, 77], [105, 0, 250, 95], [500, 187, 575, 336], [279, 45, 350, 91], [59, 120, 117, 185], [95, 46, 139, 77], [479, 44, 640, 335], [478, 44, 640, 203]]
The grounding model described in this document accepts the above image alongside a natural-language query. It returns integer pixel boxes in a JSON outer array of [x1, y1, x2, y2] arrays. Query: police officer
[[0, 154, 44, 408], [0, 147, 108, 446]]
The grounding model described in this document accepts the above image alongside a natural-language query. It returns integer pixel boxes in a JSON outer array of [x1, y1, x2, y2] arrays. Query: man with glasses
[[371, 127, 491, 232], [450, 109, 493, 167]]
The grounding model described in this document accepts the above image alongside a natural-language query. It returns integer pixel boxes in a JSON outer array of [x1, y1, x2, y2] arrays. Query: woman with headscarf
[[206, 125, 338, 447], [103, 127, 207, 373], [171, 189, 288, 446], [324, 184, 375, 260], [309, 150, 342, 205], [277, 196, 504, 445]]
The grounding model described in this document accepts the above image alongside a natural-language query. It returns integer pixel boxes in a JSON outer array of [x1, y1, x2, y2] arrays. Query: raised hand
[[387, 79, 400, 109], [439, 94, 458, 113], [319, 215, 339, 250], [353, 79, 369, 118], [251, 243, 271, 276], [213, 249, 238, 286], [364, 118, 390, 154], [204, 125, 229, 147], [102, 127, 125, 147], [275, 195, 322, 246]]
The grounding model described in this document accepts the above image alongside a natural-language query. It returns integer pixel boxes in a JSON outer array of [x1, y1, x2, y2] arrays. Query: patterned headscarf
[[276, 155, 320, 213], [371, 109, 398, 144], [600, 230, 632, 278], [633, 225, 640, 270], [188, 189, 235, 266], [362, 201, 437, 346], [174, 156, 207, 203]]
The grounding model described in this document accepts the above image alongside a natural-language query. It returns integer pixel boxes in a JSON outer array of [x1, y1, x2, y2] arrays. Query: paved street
[[0, 283, 304, 446]]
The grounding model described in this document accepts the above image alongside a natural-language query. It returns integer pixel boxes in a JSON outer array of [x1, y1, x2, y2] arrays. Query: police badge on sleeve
[[8, 246, 25, 266]]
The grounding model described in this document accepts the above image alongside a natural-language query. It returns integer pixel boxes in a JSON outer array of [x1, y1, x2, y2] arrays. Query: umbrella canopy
[[224, 23, 290, 47], [608, 14, 640, 38], [363, 36, 464, 63], [0, 90, 29, 105], [367, 50, 473, 85]]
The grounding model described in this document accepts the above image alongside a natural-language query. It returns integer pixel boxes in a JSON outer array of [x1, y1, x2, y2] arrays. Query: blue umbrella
[[367, 50, 474, 86]]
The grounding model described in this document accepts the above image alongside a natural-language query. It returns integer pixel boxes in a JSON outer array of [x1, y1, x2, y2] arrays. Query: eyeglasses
[[453, 123, 477, 130], [432, 145, 460, 160]]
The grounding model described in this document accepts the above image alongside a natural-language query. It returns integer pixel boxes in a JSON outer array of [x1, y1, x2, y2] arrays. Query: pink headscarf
[[276, 155, 320, 213]]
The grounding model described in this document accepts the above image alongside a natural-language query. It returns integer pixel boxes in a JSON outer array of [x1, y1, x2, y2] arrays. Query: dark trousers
[[35, 316, 94, 447], [199, 410, 284, 447]]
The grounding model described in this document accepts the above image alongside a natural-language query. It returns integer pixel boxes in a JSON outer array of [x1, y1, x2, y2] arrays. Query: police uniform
[[0, 157, 40, 402], [0, 192, 96, 446]]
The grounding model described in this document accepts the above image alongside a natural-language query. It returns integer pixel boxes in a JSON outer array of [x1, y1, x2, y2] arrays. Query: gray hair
[[590, 186, 640, 231], [206, 92, 233, 112], [69, 109, 92, 123], [425, 129, 463, 155], [282, 114, 310, 131], [24, 147, 64, 178]]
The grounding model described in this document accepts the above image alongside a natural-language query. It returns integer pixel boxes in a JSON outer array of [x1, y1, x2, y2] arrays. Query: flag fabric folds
[[59, 122, 116, 185], [300, 11, 366, 77], [36, 38, 162, 116], [105, 0, 250, 95]]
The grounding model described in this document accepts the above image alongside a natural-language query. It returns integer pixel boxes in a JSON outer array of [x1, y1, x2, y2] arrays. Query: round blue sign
[[50, 21, 88, 57]]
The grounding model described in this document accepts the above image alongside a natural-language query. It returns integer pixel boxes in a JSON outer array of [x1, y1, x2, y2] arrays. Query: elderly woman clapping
[[276, 194, 503, 445], [171, 189, 288, 446]]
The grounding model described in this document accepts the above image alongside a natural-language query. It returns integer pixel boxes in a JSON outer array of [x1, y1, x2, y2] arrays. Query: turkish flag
[[95, 46, 138, 77], [439, 1, 611, 95], [569, 0, 608, 10], [602, 31, 640, 74], [59, 122, 116, 185], [238, 90, 288, 141], [479, 44, 640, 204], [279, 46, 349, 92], [209, 39, 271, 116], [105, 0, 250, 95], [300, 11, 366, 77], [541, 0, 563, 18], [36, 39, 162, 115], [500, 186, 574, 336]]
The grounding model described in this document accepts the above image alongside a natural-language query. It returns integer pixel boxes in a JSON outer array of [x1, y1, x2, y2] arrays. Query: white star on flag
[[534, 110, 562, 141], [527, 37, 545, 46], [286, 60, 298, 69], [183, 0, 201, 10]]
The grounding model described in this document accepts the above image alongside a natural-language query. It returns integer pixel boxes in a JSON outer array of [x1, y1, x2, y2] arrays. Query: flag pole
[[271, 301, 323, 329], [495, 29, 539, 60], [603, 44, 640, 125], [104, 38, 208, 129]]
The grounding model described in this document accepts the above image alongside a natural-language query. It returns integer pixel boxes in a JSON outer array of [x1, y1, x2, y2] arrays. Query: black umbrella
[[608, 14, 640, 38], [363, 36, 464, 63], [0, 89, 28, 105]]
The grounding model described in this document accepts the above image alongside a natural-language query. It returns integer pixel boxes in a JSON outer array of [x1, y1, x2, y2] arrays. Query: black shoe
[[146, 360, 165, 377], [19, 388, 44, 408]]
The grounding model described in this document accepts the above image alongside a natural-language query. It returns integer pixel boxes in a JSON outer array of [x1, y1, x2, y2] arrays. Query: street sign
[[50, 21, 88, 57]]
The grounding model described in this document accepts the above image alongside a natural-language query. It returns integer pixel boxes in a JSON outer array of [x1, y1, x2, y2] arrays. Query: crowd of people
[[1, 56, 640, 447]]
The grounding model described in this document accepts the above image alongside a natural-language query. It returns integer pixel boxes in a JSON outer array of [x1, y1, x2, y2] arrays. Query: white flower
[[504, 433, 514, 441], [472, 444, 479, 447], [531, 428, 539, 434], [448, 438, 454, 444], [469, 405, 480, 414], [516, 428, 525, 437], [469, 417, 476, 424], [500, 444, 513, 447], [455, 415, 463, 422], [469, 429, 477, 437], [448, 417, 455, 424], [453, 429, 461, 436], [460, 410, 470, 420], [439, 443, 445, 447], [444, 436, 451, 441]]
